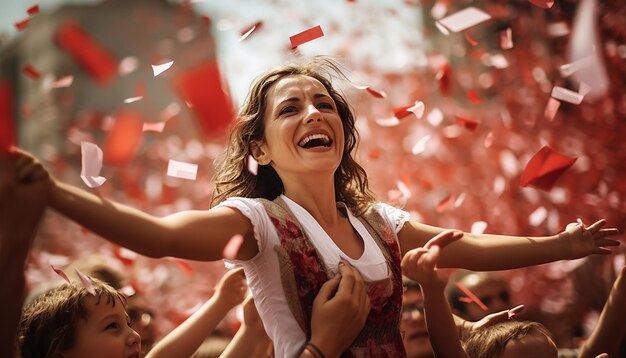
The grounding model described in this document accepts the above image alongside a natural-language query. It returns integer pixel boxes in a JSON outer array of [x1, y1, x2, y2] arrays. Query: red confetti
[[103, 111, 144, 166], [436, 63, 451, 96], [223, 234, 245, 260], [14, 18, 30, 31], [463, 32, 478, 46], [466, 90, 482, 104], [544, 98, 560, 121], [174, 60, 234, 137], [51, 265, 71, 284], [55, 21, 119, 85], [455, 114, 480, 131], [289, 25, 324, 48], [500, 28, 513, 49], [27, 5, 40, 15], [75, 268, 96, 295], [23, 64, 40, 79], [520, 146, 577, 191], [366, 87, 386, 98], [0, 81, 15, 154], [239, 21, 262, 42], [436, 194, 455, 213], [455, 282, 488, 311]]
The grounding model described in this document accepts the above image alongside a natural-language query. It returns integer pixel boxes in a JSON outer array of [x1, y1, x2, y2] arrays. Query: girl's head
[[463, 321, 557, 358], [17, 278, 141, 358], [212, 56, 375, 215]]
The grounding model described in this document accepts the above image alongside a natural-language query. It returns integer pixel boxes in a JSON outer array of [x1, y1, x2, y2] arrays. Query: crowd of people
[[2, 57, 625, 358]]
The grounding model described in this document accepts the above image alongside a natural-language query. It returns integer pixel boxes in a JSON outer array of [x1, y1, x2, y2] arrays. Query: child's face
[[60, 296, 141, 358], [499, 332, 557, 358]]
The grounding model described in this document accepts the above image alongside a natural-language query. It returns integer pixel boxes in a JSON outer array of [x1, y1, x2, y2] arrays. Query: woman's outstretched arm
[[14, 148, 259, 261], [398, 221, 620, 271]]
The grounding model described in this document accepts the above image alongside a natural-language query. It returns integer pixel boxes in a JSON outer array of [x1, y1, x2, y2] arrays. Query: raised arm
[[147, 268, 247, 358], [578, 264, 626, 358], [398, 221, 620, 271], [0, 152, 48, 357], [14, 148, 259, 261], [402, 233, 470, 358]]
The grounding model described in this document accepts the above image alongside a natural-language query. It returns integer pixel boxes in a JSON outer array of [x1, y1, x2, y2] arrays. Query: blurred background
[[2, 0, 625, 349]]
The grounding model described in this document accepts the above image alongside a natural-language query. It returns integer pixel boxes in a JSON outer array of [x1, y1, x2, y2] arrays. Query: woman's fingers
[[424, 229, 463, 250]]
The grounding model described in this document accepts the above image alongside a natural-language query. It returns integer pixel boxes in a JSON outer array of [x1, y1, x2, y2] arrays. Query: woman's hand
[[560, 219, 620, 259], [212, 268, 247, 311]]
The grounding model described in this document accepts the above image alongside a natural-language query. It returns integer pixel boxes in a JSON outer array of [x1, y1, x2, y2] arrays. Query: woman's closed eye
[[317, 102, 334, 110], [279, 105, 298, 116]]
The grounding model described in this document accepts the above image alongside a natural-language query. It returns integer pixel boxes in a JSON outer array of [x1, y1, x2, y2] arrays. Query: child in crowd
[[17, 277, 142, 358], [12, 56, 620, 357]]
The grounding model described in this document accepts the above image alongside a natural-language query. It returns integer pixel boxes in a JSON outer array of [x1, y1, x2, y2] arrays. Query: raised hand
[[212, 268, 247, 311], [561, 219, 620, 259], [401, 230, 463, 288]]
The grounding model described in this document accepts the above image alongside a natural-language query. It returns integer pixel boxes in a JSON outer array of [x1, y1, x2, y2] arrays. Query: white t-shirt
[[217, 195, 410, 358]]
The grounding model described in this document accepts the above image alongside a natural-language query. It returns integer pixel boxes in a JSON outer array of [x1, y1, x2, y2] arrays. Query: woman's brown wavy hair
[[211, 57, 376, 215]]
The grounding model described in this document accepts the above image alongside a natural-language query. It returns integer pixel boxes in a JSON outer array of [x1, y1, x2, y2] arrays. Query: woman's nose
[[304, 105, 322, 124]]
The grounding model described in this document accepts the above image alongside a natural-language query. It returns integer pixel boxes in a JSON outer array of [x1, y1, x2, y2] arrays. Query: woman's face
[[254, 75, 345, 182]]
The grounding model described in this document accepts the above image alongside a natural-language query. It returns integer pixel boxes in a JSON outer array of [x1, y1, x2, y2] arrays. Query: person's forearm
[[578, 269, 626, 358], [147, 296, 231, 358], [439, 233, 566, 271], [50, 181, 173, 258], [421, 285, 470, 358], [220, 326, 264, 358], [0, 240, 29, 358]]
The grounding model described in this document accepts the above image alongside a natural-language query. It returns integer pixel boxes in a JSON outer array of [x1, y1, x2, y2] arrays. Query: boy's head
[[463, 320, 557, 358], [17, 277, 141, 358]]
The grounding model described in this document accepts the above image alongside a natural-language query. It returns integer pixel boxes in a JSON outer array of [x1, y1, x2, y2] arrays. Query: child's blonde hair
[[462, 320, 554, 358], [17, 277, 126, 358]]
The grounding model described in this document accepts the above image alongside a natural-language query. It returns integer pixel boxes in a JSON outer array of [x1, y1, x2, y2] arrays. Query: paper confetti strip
[[14, 19, 30, 31], [75, 268, 96, 295], [80, 141, 107, 188], [167, 159, 198, 180], [152, 60, 174, 77], [51, 265, 71, 284], [239, 21, 262, 42], [544, 98, 561, 121], [551, 86, 584, 105], [437, 7, 491, 33], [289, 25, 324, 48], [55, 21, 119, 84], [23, 64, 41, 79], [103, 111, 144, 166], [0, 81, 16, 153], [455, 282, 489, 311], [520, 146, 577, 191], [27, 5, 40, 15]]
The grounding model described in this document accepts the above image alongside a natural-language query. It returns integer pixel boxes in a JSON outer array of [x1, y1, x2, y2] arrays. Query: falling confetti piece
[[80, 141, 107, 188], [559, 57, 592, 78], [14, 18, 30, 31], [223, 234, 245, 259], [464, 32, 478, 46], [578, 82, 591, 96], [435, 21, 450, 35], [142, 121, 167, 133], [544, 98, 560, 121], [239, 21, 262, 42], [152, 60, 174, 77], [173, 259, 193, 275], [23, 64, 40, 79], [51, 265, 71, 284], [456, 114, 480, 131], [551, 86, 584, 105], [55, 21, 119, 84], [27, 5, 40, 15], [174, 60, 234, 136], [103, 111, 144, 166], [352, 83, 387, 98], [0, 81, 15, 153], [528, 0, 554, 9], [124, 96, 143, 104], [75, 268, 96, 295], [427, 108, 444, 126], [436, 194, 455, 213], [529, 206, 548, 226], [375, 117, 401, 127], [500, 28, 513, 49], [289, 25, 324, 48], [520, 146, 577, 191], [437, 7, 491, 33], [455, 282, 488, 310], [119, 56, 139, 75], [488, 54, 509, 69], [394, 101, 425, 120], [167, 159, 198, 180], [50, 75, 74, 88], [484, 131, 494, 148], [466, 90, 481, 104], [247, 155, 258, 175], [411, 135, 431, 155]]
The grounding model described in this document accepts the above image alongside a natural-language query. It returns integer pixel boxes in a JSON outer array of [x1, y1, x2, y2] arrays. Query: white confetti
[[167, 159, 198, 180], [80, 142, 107, 188], [551, 86, 584, 105], [437, 7, 491, 33], [152, 60, 174, 77]]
